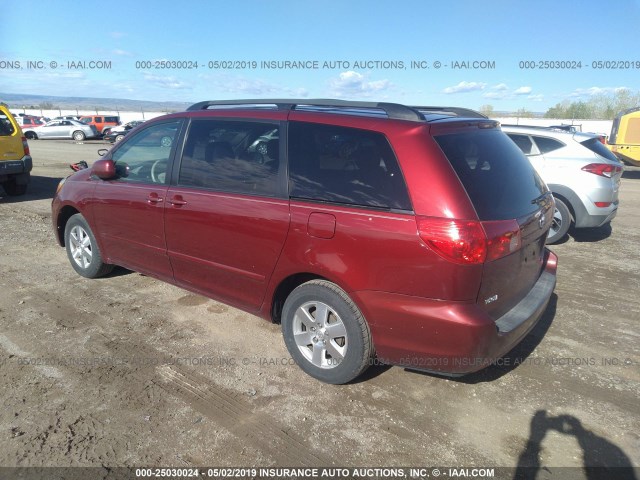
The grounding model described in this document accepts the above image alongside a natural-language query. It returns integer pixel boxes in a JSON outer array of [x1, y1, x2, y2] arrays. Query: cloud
[[197, 73, 309, 97], [514, 86, 532, 95], [329, 71, 392, 98], [569, 86, 630, 97], [494, 83, 509, 91], [482, 91, 506, 99], [112, 49, 133, 57], [142, 73, 191, 90], [527, 94, 544, 102], [442, 81, 487, 94]]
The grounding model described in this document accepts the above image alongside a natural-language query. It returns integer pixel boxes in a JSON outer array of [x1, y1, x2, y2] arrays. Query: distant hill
[[0, 92, 191, 112]]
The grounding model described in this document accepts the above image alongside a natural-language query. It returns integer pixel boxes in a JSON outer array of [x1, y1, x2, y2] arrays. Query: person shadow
[[514, 410, 637, 480]]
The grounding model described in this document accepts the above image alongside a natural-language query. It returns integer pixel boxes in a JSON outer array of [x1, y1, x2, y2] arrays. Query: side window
[[288, 122, 411, 211], [178, 119, 280, 196], [533, 136, 564, 154], [112, 120, 181, 184], [95, 117, 102, 123], [507, 134, 537, 155], [0, 114, 15, 136]]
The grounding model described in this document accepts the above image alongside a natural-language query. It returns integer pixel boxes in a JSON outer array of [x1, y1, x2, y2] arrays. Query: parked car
[[0, 104, 32, 195], [23, 119, 100, 141], [502, 125, 623, 244], [15, 116, 45, 129], [103, 129, 130, 143], [53, 115, 82, 122], [52, 99, 557, 384], [106, 120, 144, 135], [103, 120, 144, 142], [79, 115, 121, 135], [608, 106, 640, 166]]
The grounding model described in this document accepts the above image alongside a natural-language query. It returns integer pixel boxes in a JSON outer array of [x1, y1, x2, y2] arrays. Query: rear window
[[288, 122, 411, 211], [435, 129, 546, 221], [580, 137, 619, 162]]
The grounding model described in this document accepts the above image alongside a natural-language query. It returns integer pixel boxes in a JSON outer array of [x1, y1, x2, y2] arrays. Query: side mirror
[[92, 159, 116, 180], [97, 148, 109, 157]]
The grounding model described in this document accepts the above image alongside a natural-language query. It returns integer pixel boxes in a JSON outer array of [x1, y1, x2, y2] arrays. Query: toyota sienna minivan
[[52, 99, 558, 384]]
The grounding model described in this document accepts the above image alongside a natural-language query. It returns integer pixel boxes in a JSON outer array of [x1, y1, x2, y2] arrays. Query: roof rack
[[187, 99, 425, 121], [187, 99, 490, 123]]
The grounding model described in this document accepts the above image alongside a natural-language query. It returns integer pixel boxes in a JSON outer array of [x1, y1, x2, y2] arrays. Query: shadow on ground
[[0, 175, 63, 203], [514, 410, 638, 480]]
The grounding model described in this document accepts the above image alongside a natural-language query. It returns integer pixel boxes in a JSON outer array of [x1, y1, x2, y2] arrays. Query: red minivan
[[52, 100, 557, 384]]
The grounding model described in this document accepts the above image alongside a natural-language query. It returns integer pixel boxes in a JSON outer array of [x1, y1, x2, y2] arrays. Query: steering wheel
[[150, 159, 167, 183]]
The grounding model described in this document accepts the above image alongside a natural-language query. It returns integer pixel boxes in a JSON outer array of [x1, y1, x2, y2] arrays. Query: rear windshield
[[580, 137, 619, 162], [435, 129, 546, 221]]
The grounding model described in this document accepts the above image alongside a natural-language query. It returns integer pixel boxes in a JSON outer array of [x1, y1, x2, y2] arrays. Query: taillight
[[482, 220, 522, 262], [21, 136, 30, 155], [581, 163, 622, 178], [417, 217, 522, 265]]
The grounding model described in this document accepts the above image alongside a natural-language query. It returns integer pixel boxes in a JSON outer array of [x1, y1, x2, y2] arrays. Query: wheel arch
[[547, 184, 582, 225], [56, 205, 81, 246], [269, 272, 336, 324]]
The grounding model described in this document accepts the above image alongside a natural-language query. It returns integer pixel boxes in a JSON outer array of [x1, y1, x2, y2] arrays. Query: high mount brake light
[[417, 217, 522, 265]]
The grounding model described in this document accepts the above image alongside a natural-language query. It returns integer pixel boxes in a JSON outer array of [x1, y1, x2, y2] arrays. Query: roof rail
[[187, 99, 424, 121], [412, 106, 488, 119]]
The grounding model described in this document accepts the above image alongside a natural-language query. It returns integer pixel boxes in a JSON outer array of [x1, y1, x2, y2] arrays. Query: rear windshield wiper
[[531, 191, 553, 205]]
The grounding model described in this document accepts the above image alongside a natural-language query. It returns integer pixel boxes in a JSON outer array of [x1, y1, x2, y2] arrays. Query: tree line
[[479, 89, 640, 120]]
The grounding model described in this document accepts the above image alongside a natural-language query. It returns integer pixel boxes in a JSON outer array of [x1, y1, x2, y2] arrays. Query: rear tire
[[64, 214, 113, 278], [282, 280, 373, 384], [1, 177, 28, 196], [72, 131, 86, 141], [547, 197, 571, 244]]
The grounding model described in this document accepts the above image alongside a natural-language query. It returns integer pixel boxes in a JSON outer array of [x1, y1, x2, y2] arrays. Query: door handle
[[169, 196, 187, 206], [147, 193, 163, 204]]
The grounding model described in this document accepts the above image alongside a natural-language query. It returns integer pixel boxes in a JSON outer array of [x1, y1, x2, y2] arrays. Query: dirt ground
[[0, 140, 638, 475]]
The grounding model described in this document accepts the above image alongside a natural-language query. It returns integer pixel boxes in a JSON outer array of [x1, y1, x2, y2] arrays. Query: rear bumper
[[354, 249, 558, 375], [576, 205, 617, 228], [0, 156, 32, 180]]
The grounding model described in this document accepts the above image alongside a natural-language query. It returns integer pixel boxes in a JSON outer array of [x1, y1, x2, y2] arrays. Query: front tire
[[64, 214, 113, 278], [547, 197, 571, 244], [282, 280, 373, 384], [72, 131, 86, 141], [115, 134, 125, 143]]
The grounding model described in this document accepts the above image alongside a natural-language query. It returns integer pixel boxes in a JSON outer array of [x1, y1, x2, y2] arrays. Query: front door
[[92, 119, 183, 280]]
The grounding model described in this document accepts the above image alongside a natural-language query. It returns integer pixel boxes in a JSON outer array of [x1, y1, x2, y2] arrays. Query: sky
[[1, 0, 639, 112]]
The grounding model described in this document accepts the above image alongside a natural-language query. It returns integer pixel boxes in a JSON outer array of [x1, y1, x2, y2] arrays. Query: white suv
[[502, 125, 623, 244]]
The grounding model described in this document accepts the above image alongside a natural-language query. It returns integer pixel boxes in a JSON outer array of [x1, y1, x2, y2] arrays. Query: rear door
[[164, 117, 290, 311], [434, 128, 553, 320]]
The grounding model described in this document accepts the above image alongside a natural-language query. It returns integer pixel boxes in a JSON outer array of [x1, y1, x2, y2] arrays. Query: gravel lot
[[0, 140, 638, 476]]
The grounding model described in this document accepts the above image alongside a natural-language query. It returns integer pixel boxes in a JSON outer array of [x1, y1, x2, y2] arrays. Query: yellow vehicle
[[0, 104, 32, 196], [608, 107, 640, 166]]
